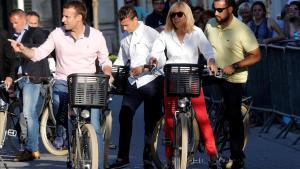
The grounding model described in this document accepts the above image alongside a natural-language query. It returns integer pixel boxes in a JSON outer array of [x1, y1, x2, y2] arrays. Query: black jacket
[[13, 27, 51, 83], [0, 29, 16, 80]]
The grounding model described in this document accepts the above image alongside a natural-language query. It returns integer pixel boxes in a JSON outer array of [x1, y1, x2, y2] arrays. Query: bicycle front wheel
[[151, 116, 199, 169], [72, 124, 98, 169], [40, 106, 68, 156], [174, 113, 188, 169]]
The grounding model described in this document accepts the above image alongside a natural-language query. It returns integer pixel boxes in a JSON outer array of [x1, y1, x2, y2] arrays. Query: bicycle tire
[[72, 124, 98, 169], [151, 116, 199, 169], [40, 106, 68, 156], [102, 110, 112, 169], [6, 101, 22, 152], [174, 113, 188, 169], [0, 111, 7, 148], [213, 104, 250, 153], [242, 103, 250, 150]]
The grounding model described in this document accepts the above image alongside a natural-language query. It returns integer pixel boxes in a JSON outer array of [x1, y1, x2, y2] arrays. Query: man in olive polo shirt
[[205, 0, 261, 169]]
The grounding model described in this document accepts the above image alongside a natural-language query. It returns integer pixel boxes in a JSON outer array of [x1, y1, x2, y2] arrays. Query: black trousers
[[117, 76, 164, 161], [217, 80, 245, 160]]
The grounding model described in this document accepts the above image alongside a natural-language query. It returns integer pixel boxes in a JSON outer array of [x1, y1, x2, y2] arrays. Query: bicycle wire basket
[[164, 64, 201, 97], [67, 73, 109, 108], [111, 66, 130, 95]]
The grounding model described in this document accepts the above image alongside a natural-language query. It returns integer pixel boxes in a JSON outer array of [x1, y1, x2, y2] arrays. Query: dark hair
[[118, 5, 137, 21], [152, 0, 164, 3], [213, 0, 237, 16], [63, 0, 87, 23], [251, 1, 267, 17], [192, 6, 204, 12], [289, 1, 300, 8], [214, 0, 236, 8], [9, 9, 25, 17], [26, 11, 40, 19]]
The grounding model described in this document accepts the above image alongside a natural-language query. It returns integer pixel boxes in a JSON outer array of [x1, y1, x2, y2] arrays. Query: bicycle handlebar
[[202, 65, 224, 79]]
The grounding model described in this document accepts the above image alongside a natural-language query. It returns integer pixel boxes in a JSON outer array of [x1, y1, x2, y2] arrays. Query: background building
[[0, 0, 289, 54]]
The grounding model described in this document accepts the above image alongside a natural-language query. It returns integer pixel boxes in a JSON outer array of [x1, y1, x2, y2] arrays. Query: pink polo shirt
[[32, 26, 112, 81]]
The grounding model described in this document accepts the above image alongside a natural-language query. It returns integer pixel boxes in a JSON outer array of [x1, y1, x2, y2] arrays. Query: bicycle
[[0, 78, 25, 152], [202, 69, 252, 162], [151, 64, 202, 169], [66, 73, 110, 169], [205, 96, 251, 154]]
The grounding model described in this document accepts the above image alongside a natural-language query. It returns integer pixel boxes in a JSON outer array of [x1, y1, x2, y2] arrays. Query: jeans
[[18, 77, 42, 152], [53, 80, 104, 169]]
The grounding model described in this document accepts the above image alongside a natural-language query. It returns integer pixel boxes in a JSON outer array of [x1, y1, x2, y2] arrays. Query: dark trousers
[[117, 76, 164, 161], [218, 80, 245, 160]]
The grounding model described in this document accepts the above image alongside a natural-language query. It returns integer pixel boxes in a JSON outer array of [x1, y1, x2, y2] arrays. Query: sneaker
[[108, 158, 129, 169], [53, 137, 64, 149], [222, 159, 244, 169]]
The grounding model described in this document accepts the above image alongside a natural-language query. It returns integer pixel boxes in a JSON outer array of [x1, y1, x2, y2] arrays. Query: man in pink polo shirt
[[9, 1, 113, 168]]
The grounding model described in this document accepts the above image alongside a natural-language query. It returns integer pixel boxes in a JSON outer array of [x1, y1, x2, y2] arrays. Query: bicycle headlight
[[81, 109, 90, 119], [178, 100, 186, 108]]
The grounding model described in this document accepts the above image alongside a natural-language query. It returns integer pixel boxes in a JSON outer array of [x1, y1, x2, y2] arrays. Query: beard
[[216, 14, 230, 24]]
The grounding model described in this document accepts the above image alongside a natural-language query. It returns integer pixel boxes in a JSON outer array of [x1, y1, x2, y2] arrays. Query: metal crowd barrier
[[246, 44, 300, 145]]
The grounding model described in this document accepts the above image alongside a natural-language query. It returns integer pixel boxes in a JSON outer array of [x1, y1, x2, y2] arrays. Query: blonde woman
[[149, 2, 218, 169]]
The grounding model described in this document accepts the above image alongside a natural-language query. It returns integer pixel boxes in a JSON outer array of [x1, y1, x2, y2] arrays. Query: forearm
[[232, 50, 261, 69], [20, 46, 35, 59]]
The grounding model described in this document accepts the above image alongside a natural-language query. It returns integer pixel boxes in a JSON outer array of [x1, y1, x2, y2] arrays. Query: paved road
[[0, 95, 299, 169]]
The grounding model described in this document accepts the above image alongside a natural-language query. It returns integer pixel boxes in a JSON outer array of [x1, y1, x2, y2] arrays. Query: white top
[[114, 22, 164, 88], [150, 26, 215, 65]]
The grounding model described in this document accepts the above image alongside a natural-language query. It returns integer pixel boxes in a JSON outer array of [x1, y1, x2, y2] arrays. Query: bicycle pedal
[[191, 157, 203, 164], [7, 129, 17, 137], [109, 143, 117, 149]]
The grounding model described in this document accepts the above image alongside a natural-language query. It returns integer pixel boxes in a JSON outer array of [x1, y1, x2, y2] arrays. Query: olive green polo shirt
[[205, 16, 259, 83]]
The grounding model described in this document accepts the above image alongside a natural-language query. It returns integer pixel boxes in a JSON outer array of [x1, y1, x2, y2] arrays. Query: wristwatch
[[232, 63, 239, 70]]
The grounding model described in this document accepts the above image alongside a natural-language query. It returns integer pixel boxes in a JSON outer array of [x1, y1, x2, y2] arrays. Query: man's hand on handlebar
[[223, 65, 235, 75], [130, 66, 143, 77], [4, 77, 13, 89], [207, 58, 218, 75], [149, 57, 158, 66]]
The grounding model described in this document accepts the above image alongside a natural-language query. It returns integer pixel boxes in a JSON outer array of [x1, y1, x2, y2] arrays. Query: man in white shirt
[[109, 5, 164, 169]]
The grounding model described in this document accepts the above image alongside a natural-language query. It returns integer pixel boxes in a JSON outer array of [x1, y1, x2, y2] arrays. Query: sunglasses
[[213, 6, 229, 13], [170, 12, 184, 18]]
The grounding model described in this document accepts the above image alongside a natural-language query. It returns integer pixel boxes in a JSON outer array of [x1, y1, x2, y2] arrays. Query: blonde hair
[[165, 2, 195, 33]]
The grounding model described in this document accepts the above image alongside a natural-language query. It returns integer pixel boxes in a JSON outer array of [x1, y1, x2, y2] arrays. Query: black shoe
[[222, 159, 244, 169], [108, 158, 129, 169], [209, 160, 218, 169]]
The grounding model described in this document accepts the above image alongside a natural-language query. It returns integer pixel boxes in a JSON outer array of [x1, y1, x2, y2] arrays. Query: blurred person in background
[[237, 1, 252, 24], [248, 1, 285, 44], [146, 0, 167, 32], [192, 6, 205, 28], [26, 11, 40, 28], [284, 1, 300, 41], [124, 0, 148, 21]]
